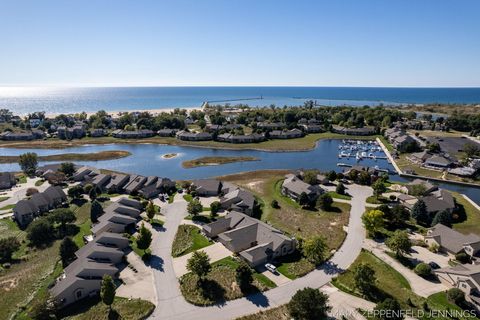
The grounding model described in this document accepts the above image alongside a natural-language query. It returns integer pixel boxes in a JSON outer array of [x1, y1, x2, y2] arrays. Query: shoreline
[[44, 106, 202, 118], [0, 150, 131, 163], [0, 133, 378, 153]]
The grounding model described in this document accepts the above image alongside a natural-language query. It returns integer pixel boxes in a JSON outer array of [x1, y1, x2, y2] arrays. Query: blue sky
[[1, 0, 479, 87]]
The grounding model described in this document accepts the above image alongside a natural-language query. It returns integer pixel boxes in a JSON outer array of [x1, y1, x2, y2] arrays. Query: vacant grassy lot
[[171, 224, 213, 257], [0, 133, 377, 152], [65, 297, 155, 320], [236, 305, 290, 320], [71, 201, 92, 248], [182, 156, 259, 168], [452, 192, 480, 235], [0, 150, 131, 163], [180, 257, 275, 306], [221, 171, 350, 249], [332, 250, 475, 320]]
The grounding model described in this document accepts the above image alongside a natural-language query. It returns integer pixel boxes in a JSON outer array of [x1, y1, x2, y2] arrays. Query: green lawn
[[452, 192, 480, 235], [34, 179, 45, 187], [180, 257, 275, 306], [0, 203, 15, 211], [236, 305, 290, 320], [171, 224, 213, 257], [17, 174, 27, 184], [0, 196, 9, 202], [71, 202, 92, 248], [64, 297, 155, 320], [168, 191, 177, 203], [332, 250, 475, 320], [276, 253, 314, 280], [365, 195, 388, 204], [220, 171, 351, 251], [327, 191, 352, 200], [183, 194, 193, 202]]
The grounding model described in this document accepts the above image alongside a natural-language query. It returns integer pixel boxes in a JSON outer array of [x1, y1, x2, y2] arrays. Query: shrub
[[414, 263, 431, 277], [271, 199, 280, 209], [26, 188, 39, 196], [455, 252, 470, 264], [447, 288, 465, 305]]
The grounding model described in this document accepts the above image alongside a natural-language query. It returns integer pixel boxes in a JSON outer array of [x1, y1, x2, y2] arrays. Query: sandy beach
[[44, 106, 202, 118]]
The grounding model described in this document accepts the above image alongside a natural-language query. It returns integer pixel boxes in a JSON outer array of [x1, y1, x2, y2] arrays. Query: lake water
[[1, 86, 480, 115], [1, 139, 478, 204]]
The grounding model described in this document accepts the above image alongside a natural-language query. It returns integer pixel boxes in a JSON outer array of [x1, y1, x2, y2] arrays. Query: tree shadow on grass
[[201, 279, 227, 306]]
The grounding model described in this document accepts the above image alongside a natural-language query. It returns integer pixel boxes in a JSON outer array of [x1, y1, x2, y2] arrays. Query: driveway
[[363, 239, 447, 297], [117, 251, 157, 304], [149, 184, 372, 320], [172, 242, 232, 278], [409, 245, 450, 268], [257, 268, 291, 287]]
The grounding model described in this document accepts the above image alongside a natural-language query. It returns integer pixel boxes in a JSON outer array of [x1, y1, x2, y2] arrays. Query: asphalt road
[[149, 184, 372, 320]]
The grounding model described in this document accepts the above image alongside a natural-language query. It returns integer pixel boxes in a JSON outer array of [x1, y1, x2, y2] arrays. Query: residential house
[[13, 186, 67, 227], [300, 124, 323, 133], [157, 129, 177, 137], [0, 172, 16, 189], [434, 264, 480, 310], [89, 129, 107, 137], [72, 166, 99, 182], [424, 155, 453, 169], [202, 211, 295, 266], [425, 223, 480, 257], [219, 188, 256, 215], [420, 189, 456, 215], [176, 131, 213, 141], [0, 131, 36, 141], [256, 122, 286, 131], [332, 125, 375, 136], [216, 133, 265, 143], [111, 129, 155, 139], [269, 129, 304, 139], [281, 174, 322, 201], [91, 174, 111, 191], [105, 174, 130, 193], [91, 199, 142, 236], [57, 125, 86, 140], [123, 175, 147, 194], [191, 179, 222, 196]]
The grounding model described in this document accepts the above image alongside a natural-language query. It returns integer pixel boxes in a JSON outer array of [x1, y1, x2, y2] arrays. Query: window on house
[[76, 290, 82, 299]]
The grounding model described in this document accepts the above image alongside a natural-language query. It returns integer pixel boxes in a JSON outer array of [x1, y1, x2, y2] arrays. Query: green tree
[[386, 230, 411, 258], [362, 209, 385, 237], [89, 186, 100, 200], [210, 201, 221, 217], [235, 261, 253, 291], [326, 170, 337, 182], [414, 263, 431, 278], [90, 200, 103, 223], [464, 142, 480, 158], [28, 293, 58, 320], [19, 152, 38, 176], [354, 263, 376, 296], [298, 192, 309, 206], [317, 193, 333, 211], [336, 182, 346, 195], [59, 237, 78, 267], [303, 170, 318, 185], [288, 287, 331, 320], [374, 298, 403, 320], [432, 210, 452, 227], [67, 185, 84, 199], [447, 288, 465, 305], [136, 223, 153, 253], [372, 180, 387, 197], [411, 199, 430, 226], [0, 237, 21, 262], [187, 199, 203, 216], [59, 162, 75, 176], [302, 236, 328, 265], [48, 208, 76, 237], [27, 219, 55, 246], [186, 251, 211, 283], [100, 275, 116, 311], [146, 201, 156, 220]]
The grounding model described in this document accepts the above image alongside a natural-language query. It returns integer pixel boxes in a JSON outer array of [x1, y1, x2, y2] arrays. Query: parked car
[[428, 261, 440, 269], [265, 263, 277, 274]]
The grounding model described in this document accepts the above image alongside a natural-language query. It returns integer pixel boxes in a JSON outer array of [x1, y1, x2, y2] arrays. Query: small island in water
[[182, 156, 259, 168], [161, 153, 178, 159]]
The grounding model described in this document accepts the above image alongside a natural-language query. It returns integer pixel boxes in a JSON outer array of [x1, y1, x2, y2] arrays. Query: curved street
[[149, 184, 373, 320]]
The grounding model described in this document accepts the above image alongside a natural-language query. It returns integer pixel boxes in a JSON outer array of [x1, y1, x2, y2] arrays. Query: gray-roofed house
[[72, 166, 99, 182], [0, 172, 16, 189], [220, 188, 256, 215], [420, 189, 456, 215], [425, 223, 480, 257], [202, 211, 295, 266], [124, 175, 147, 194], [157, 129, 177, 137], [424, 155, 453, 169], [91, 199, 141, 236], [269, 128, 304, 139], [13, 186, 67, 227], [176, 131, 213, 141], [91, 174, 111, 191], [105, 174, 130, 193], [281, 174, 322, 201], [332, 125, 375, 136], [434, 263, 480, 310], [191, 179, 222, 196]]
